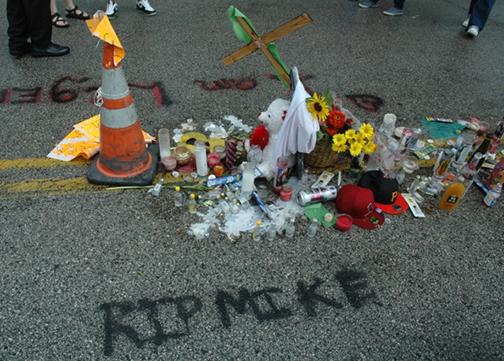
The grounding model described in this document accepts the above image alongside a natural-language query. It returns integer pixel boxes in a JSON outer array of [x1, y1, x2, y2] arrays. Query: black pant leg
[[7, 0, 29, 51], [23, 0, 52, 47], [394, 0, 405, 9], [468, 0, 477, 15]]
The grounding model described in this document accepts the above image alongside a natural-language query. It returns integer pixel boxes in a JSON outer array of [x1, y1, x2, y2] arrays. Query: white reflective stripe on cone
[[100, 103, 138, 129], [101, 67, 130, 100]]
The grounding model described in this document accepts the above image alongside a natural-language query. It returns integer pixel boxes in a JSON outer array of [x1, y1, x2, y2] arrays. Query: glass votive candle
[[162, 156, 177, 171]]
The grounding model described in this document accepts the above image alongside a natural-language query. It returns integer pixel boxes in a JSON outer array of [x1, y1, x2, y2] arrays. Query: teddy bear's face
[[258, 98, 290, 134]]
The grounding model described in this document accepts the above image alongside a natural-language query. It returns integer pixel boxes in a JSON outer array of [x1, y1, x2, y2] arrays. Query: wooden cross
[[222, 13, 312, 87]]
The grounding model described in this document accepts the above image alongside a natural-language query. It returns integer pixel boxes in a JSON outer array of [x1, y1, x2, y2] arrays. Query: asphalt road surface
[[1, 0, 503, 360]]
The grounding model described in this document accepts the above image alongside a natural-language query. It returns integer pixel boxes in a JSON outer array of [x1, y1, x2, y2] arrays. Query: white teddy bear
[[256, 98, 292, 180]]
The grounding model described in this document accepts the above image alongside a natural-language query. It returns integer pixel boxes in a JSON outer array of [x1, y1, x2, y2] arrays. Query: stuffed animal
[[256, 98, 291, 179]]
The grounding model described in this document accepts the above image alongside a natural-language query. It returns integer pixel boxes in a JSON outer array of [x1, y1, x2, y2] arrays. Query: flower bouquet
[[304, 91, 377, 170]]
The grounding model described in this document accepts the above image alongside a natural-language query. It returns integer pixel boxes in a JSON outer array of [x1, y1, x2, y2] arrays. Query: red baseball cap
[[335, 184, 385, 230]]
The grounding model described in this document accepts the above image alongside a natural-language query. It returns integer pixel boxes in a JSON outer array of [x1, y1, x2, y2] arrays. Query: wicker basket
[[304, 138, 352, 171]]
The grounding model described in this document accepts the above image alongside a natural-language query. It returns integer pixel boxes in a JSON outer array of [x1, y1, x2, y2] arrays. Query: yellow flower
[[306, 93, 330, 122], [354, 132, 366, 144], [332, 134, 346, 147], [359, 123, 374, 140], [363, 141, 377, 155], [349, 142, 363, 157], [332, 143, 347, 153], [345, 129, 357, 142]]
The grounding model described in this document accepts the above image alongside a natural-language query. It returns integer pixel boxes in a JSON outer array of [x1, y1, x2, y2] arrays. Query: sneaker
[[383, 7, 403, 16], [136, 0, 156, 15], [358, 0, 378, 9], [466, 25, 479, 37], [105, 1, 118, 18], [462, 17, 470, 27]]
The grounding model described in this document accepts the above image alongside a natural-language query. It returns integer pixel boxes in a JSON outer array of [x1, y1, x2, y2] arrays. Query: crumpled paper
[[47, 114, 154, 161]]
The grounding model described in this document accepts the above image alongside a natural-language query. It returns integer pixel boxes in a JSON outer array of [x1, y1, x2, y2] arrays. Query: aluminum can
[[297, 186, 338, 206]]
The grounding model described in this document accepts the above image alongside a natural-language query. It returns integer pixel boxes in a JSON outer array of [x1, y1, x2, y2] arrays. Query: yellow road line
[[0, 157, 88, 171], [0, 177, 105, 198], [0, 174, 167, 199]]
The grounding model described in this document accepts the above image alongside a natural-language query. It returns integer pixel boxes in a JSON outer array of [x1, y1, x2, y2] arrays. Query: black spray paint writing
[[101, 296, 202, 356], [215, 287, 293, 328], [100, 269, 380, 356]]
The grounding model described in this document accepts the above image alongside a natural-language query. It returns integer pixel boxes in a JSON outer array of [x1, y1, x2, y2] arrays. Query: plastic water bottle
[[173, 186, 186, 207], [379, 113, 397, 138], [247, 145, 263, 163], [266, 224, 277, 241], [307, 218, 319, 238], [285, 217, 296, 239], [252, 220, 262, 241], [241, 162, 256, 197], [188, 193, 197, 214], [484, 183, 502, 207], [148, 178, 163, 197]]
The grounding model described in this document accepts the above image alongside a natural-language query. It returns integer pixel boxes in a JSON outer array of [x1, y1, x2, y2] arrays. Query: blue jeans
[[371, 0, 405, 9], [468, 0, 496, 30]]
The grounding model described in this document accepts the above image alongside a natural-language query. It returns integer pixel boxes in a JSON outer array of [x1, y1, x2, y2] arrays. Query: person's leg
[[394, 0, 405, 10], [105, 0, 118, 17], [462, 0, 476, 27], [50, 0, 58, 14], [50, 0, 69, 27], [7, 0, 30, 54], [468, 0, 496, 30], [359, 0, 379, 9], [63, 0, 75, 9], [64, 0, 89, 19], [136, 0, 156, 15], [383, 0, 404, 15], [468, 0, 478, 16], [23, 0, 52, 48]]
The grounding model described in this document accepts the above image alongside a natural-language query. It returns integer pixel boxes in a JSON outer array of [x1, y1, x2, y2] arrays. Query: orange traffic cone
[[87, 15, 158, 186]]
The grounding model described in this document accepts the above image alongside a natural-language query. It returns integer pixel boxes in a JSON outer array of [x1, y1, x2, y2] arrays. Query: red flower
[[325, 127, 338, 136], [326, 107, 346, 132], [250, 124, 269, 150]]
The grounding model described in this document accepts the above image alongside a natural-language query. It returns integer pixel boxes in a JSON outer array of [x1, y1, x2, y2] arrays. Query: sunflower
[[332, 134, 346, 147], [306, 93, 330, 122], [332, 143, 347, 153], [363, 141, 377, 155], [345, 129, 357, 143], [359, 123, 374, 140], [349, 142, 363, 157]]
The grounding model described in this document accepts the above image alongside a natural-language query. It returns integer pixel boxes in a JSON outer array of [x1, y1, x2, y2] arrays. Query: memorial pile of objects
[[47, 6, 503, 242], [145, 80, 504, 241]]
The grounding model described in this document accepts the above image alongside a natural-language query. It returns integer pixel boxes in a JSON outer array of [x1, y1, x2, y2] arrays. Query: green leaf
[[323, 89, 334, 108], [316, 130, 324, 141]]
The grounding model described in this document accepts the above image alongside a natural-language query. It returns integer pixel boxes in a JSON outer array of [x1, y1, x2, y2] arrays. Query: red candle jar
[[213, 165, 225, 177], [207, 152, 221, 168], [279, 185, 293, 202], [335, 214, 353, 232]]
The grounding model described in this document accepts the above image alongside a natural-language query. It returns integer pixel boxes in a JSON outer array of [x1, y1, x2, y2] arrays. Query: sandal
[[65, 6, 90, 20], [52, 13, 69, 28]]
